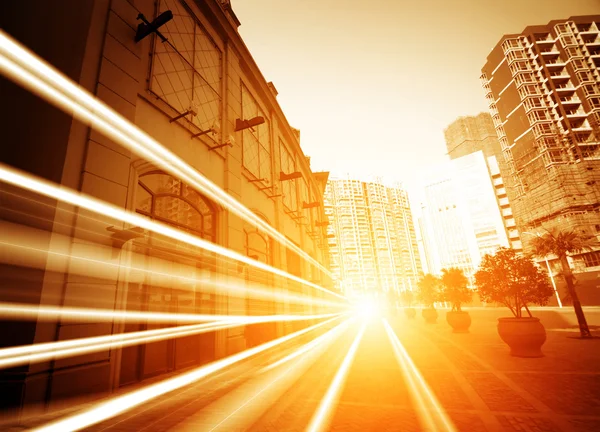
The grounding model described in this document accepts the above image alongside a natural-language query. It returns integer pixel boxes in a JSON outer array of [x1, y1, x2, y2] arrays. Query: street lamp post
[[522, 231, 563, 308]]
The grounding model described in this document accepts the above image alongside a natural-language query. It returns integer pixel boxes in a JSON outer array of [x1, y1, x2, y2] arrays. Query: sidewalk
[[5, 310, 600, 431], [392, 309, 600, 432]]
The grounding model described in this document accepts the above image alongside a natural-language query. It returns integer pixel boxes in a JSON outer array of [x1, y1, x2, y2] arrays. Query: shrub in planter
[[474, 248, 554, 357], [440, 267, 472, 333], [400, 290, 416, 319], [417, 274, 441, 324]]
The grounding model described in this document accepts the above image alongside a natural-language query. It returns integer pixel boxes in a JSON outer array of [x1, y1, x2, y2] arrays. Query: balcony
[[541, 50, 561, 58], [544, 58, 567, 70], [535, 34, 556, 44], [549, 70, 570, 83], [558, 96, 582, 106], [565, 108, 588, 119], [570, 118, 592, 131], [579, 27, 599, 36], [554, 83, 577, 95]]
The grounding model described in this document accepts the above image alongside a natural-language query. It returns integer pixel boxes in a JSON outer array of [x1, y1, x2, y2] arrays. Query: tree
[[474, 248, 553, 318], [440, 267, 472, 312], [417, 274, 441, 309], [530, 229, 598, 338]]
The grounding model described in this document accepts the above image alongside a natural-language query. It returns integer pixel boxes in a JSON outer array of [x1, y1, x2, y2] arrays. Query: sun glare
[[354, 297, 381, 318]]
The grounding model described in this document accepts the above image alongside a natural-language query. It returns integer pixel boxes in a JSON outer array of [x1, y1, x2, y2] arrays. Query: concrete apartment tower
[[481, 15, 600, 300], [324, 178, 421, 298], [481, 16, 600, 245]]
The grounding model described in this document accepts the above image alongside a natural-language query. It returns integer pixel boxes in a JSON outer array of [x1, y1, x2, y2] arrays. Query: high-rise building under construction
[[481, 16, 600, 262]]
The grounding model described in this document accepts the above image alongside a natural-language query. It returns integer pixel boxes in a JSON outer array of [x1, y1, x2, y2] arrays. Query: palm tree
[[530, 229, 598, 338]]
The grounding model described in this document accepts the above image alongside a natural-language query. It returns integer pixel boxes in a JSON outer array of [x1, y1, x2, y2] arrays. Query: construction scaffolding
[[482, 19, 600, 256]]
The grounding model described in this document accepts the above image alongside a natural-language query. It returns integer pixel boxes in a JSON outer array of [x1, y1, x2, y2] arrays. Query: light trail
[[205, 319, 352, 432], [0, 31, 333, 280], [305, 321, 366, 432], [0, 302, 340, 325], [31, 316, 341, 432], [0, 226, 344, 310], [0, 164, 344, 302], [0, 321, 233, 369], [0, 314, 342, 370], [383, 319, 456, 432], [260, 317, 353, 373]]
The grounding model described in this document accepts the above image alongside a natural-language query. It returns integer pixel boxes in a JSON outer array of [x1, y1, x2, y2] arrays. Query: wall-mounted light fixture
[[234, 116, 265, 132], [302, 201, 321, 209], [280, 171, 302, 181], [135, 11, 173, 43]]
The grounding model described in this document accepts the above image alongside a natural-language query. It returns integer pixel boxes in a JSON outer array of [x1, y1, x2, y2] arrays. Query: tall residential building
[[324, 178, 421, 297], [481, 16, 600, 264], [444, 114, 522, 251], [420, 151, 513, 278]]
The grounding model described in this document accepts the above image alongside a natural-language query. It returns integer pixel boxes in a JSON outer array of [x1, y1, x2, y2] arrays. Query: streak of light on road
[[203, 318, 353, 432], [0, 30, 333, 280], [260, 317, 353, 373], [31, 316, 341, 432], [305, 321, 367, 432], [383, 319, 456, 432], [0, 164, 345, 302], [0, 302, 340, 325]]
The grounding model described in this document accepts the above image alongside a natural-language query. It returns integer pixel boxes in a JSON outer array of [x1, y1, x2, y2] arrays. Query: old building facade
[[0, 0, 332, 413]]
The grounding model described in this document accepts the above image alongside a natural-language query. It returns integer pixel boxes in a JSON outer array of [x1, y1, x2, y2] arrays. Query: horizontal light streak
[[0, 163, 344, 302], [383, 319, 455, 432], [0, 225, 343, 310], [1, 312, 341, 370], [306, 321, 366, 432], [0, 321, 234, 370], [0, 302, 340, 325], [0, 31, 332, 280], [32, 316, 341, 432]]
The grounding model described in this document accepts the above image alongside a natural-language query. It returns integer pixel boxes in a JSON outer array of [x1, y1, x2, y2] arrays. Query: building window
[[279, 139, 297, 210], [136, 171, 215, 241], [244, 224, 271, 265], [241, 84, 271, 181], [149, 0, 222, 143], [582, 251, 600, 268]]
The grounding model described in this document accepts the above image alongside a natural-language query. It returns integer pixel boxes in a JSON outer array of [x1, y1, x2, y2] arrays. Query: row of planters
[[401, 228, 597, 357], [402, 268, 472, 333]]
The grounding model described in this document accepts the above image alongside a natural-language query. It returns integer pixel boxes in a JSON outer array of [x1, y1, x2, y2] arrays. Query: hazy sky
[[232, 0, 599, 188]]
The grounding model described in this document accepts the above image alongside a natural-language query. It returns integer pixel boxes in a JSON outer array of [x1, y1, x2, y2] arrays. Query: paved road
[[7, 309, 600, 431]]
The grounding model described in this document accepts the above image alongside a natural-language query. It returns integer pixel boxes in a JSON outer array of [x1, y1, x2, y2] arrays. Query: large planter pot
[[446, 311, 471, 333], [497, 317, 546, 358], [404, 307, 416, 319], [422, 308, 438, 324]]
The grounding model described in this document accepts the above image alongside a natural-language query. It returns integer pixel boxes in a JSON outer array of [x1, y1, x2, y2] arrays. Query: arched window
[[243, 213, 272, 265], [135, 171, 215, 241]]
